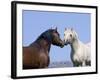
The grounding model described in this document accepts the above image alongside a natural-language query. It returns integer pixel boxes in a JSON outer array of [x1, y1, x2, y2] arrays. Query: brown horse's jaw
[[59, 41, 64, 48], [60, 43, 64, 48], [60, 45, 64, 48]]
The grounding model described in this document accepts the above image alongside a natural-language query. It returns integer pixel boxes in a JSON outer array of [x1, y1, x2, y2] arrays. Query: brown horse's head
[[50, 27, 64, 48], [37, 27, 64, 48]]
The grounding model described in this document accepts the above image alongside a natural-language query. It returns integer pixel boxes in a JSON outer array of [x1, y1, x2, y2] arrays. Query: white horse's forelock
[[64, 28, 78, 39]]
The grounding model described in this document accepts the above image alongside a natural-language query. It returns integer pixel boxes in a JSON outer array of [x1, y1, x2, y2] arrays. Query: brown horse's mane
[[36, 29, 53, 41], [30, 29, 54, 46], [29, 29, 54, 52]]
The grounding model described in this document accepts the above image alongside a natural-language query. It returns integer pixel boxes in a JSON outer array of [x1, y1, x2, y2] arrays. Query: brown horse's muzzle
[[52, 37, 64, 48], [59, 40, 64, 48]]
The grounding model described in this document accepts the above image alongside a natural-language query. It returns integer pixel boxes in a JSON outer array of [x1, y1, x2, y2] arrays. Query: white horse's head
[[64, 28, 78, 45]]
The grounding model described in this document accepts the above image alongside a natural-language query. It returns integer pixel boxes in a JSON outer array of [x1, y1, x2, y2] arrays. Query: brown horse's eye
[[53, 30, 60, 37], [56, 32, 60, 37], [55, 31, 58, 33]]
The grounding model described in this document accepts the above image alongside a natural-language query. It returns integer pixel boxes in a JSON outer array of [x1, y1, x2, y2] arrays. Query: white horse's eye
[[70, 34, 72, 37]]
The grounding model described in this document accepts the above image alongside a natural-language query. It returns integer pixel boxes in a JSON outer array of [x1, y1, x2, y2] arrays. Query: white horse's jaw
[[64, 39, 72, 45], [64, 43, 68, 45], [64, 41, 70, 45]]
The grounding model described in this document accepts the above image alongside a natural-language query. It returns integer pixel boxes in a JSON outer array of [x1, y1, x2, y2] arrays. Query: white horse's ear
[[65, 28, 67, 30], [71, 28, 73, 31]]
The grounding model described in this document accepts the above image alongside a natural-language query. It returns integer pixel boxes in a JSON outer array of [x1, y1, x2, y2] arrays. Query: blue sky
[[22, 10, 91, 63]]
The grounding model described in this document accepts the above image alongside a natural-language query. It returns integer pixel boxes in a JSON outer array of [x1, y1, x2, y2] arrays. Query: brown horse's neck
[[31, 38, 51, 52]]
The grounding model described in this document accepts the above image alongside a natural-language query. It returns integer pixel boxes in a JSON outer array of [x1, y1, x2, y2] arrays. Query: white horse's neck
[[70, 38, 80, 52]]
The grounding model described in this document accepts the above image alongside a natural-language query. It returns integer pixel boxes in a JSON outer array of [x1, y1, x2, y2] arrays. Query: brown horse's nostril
[[60, 40, 64, 48]]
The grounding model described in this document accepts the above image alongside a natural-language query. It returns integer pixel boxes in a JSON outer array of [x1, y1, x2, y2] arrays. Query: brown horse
[[23, 28, 64, 69]]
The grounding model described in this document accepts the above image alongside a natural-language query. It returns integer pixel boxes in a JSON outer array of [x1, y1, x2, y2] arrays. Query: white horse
[[64, 28, 91, 67]]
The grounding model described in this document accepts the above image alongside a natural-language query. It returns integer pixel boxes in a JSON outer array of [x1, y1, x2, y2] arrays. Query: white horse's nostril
[[64, 39, 66, 43], [66, 39, 68, 42]]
